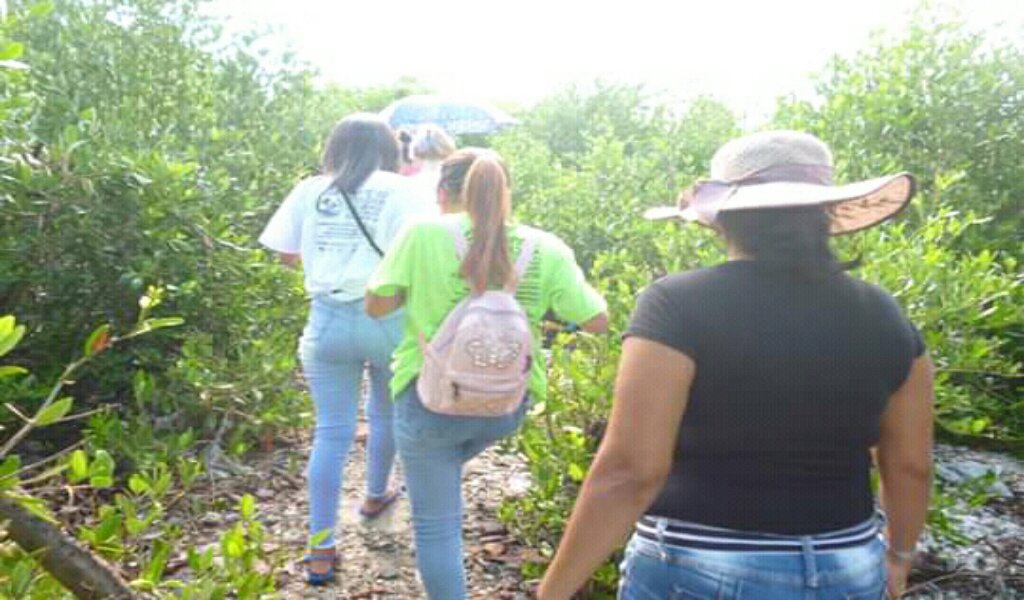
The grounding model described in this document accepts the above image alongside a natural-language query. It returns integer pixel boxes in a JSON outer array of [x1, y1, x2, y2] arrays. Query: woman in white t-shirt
[[259, 114, 425, 586]]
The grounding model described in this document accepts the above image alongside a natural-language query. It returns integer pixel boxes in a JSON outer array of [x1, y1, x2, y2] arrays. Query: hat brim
[[644, 173, 916, 235]]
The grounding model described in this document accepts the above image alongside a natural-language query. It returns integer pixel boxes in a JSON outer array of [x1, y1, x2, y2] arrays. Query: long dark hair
[[717, 206, 852, 278], [459, 155, 513, 294], [321, 114, 400, 194]]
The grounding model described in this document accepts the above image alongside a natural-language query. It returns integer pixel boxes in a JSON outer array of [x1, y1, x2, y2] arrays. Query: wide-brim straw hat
[[644, 130, 916, 235]]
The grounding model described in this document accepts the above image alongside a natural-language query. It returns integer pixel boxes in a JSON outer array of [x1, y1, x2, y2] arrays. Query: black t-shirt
[[626, 260, 925, 535]]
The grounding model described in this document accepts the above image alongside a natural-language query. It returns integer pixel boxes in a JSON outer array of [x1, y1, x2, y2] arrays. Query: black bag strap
[[338, 187, 384, 257]]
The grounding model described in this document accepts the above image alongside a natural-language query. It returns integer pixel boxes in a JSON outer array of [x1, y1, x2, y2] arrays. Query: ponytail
[[460, 156, 513, 294]]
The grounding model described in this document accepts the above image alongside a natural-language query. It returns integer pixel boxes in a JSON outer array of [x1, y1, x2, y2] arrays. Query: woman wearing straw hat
[[538, 130, 933, 599]]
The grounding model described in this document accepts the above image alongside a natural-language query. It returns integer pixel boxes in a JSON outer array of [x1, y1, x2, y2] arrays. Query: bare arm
[[365, 290, 405, 318], [877, 355, 934, 597], [537, 337, 694, 600], [579, 312, 609, 334]]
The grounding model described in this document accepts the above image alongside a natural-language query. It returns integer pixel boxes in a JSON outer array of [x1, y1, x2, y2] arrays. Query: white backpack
[[416, 221, 536, 416]]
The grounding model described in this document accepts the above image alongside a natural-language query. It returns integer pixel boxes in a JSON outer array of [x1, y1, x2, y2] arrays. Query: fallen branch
[[0, 495, 134, 599], [980, 536, 1024, 568], [350, 589, 389, 599], [905, 570, 1024, 595], [270, 465, 303, 489]]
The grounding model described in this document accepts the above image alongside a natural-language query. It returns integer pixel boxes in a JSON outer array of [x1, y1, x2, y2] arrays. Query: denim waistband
[[636, 512, 882, 553], [310, 295, 364, 310]]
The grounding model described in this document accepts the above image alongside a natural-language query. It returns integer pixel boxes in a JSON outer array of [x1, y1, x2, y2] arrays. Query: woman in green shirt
[[366, 149, 608, 599]]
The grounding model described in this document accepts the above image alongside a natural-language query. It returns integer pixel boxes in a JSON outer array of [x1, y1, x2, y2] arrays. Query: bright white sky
[[204, 0, 1023, 121]]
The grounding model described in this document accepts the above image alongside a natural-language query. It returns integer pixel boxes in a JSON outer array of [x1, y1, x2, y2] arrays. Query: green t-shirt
[[367, 213, 607, 400]]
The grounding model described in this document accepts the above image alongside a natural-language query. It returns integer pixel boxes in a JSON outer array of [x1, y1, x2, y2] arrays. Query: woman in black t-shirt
[[539, 131, 934, 600]]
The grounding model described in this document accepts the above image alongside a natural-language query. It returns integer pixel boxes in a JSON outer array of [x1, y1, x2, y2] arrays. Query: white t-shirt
[[259, 170, 430, 302], [407, 161, 443, 216]]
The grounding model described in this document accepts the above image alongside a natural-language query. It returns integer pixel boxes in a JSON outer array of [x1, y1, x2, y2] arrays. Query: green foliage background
[[0, 0, 1020, 596]]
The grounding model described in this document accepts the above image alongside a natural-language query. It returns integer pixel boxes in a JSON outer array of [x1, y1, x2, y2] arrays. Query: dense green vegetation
[[0, 0, 1020, 596]]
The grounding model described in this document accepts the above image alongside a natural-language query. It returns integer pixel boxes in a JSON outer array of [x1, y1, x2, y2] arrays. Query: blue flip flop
[[358, 489, 402, 519], [303, 553, 338, 586]]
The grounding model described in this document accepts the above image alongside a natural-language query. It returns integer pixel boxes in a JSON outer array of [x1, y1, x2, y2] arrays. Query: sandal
[[302, 552, 338, 586], [358, 489, 402, 519]]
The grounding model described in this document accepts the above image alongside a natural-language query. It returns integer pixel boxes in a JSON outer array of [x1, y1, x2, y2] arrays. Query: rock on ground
[[906, 444, 1024, 598]]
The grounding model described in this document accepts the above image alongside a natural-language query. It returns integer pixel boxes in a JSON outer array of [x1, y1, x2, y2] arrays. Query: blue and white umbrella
[[380, 94, 518, 135]]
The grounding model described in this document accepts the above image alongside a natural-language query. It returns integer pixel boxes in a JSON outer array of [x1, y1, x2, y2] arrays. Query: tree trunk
[[0, 495, 135, 599]]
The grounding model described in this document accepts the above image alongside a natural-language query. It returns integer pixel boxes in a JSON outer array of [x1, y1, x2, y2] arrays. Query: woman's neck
[[418, 160, 444, 175]]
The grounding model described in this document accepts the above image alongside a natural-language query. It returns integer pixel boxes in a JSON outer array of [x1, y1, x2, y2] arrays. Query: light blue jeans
[[619, 530, 887, 599], [299, 298, 403, 549], [395, 383, 528, 600]]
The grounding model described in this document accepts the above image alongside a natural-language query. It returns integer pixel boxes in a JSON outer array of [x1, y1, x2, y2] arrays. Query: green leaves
[[187, 545, 215, 572], [5, 560, 35, 598], [774, 17, 1024, 241], [0, 455, 21, 489], [133, 369, 154, 409], [7, 492, 55, 523], [68, 449, 89, 483], [221, 525, 245, 559], [26, 1, 55, 19], [0, 365, 27, 379], [308, 529, 331, 548], [94, 508, 123, 544], [33, 396, 72, 426], [0, 41, 24, 61], [141, 539, 171, 584], [0, 315, 26, 358], [0, 1, 312, 595], [84, 323, 111, 356], [88, 449, 116, 488], [127, 474, 149, 495], [138, 317, 184, 333], [239, 494, 255, 522]]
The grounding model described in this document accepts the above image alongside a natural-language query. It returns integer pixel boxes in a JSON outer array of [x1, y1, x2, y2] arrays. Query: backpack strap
[[443, 217, 469, 260], [506, 235, 537, 293], [444, 217, 536, 293]]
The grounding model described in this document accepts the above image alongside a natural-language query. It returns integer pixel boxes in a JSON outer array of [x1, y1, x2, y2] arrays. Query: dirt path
[[192, 424, 534, 599], [181, 428, 1024, 599]]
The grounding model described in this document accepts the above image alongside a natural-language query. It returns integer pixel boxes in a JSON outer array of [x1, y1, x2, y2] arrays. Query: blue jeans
[[395, 383, 528, 600], [299, 299, 403, 548], [619, 531, 887, 600]]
